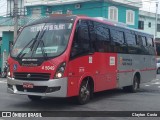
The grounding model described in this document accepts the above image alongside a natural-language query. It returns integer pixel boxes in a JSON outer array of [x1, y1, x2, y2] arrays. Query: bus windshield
[[11, 22, 73, 58]]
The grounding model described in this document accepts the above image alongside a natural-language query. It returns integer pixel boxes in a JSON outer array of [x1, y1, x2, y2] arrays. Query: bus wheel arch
[[157, 68, 160, 74], [77, 76, 94, 104], [123, 72, 141, 93], [134, 72, 141, 88], [130, 72, 141, 92]]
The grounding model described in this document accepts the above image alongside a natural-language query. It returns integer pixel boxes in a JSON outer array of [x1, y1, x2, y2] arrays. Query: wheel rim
[[133, 77, 138, 90], [80, 82, 90, 102]]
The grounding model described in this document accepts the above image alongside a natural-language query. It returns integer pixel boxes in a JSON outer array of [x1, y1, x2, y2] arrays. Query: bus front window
[[11, 22, 73, 59]]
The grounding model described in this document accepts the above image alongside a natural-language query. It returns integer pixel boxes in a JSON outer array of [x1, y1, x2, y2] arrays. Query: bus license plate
[[23, 83, 34, 89]]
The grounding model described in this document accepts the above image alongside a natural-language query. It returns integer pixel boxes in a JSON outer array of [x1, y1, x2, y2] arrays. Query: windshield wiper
[[17, 31, 40, 59], [16, 39, 37, 59], [38, 39, 48, 60]]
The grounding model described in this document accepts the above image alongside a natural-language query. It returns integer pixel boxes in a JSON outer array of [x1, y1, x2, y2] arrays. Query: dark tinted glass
[[142, 36, 147, 46], [93, 22, 111, 52], [70, 20, 90, 58], [125, 33, 136, 45]]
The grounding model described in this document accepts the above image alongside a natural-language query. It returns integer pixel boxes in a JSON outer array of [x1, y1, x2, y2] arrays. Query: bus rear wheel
[[157, 68, 160, 74], [123, 75, 139, 93], [77, 80, 91, 105], [28, 95, 42, 101]]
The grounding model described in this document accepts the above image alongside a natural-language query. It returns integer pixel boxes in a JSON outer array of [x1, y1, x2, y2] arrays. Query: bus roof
[[26, 14, 78, 26], [92, 17, 154, 37], [25, 14, 153, 37]]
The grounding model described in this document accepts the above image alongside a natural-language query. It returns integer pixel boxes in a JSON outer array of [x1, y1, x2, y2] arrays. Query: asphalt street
[[0, 75, 160, 120]]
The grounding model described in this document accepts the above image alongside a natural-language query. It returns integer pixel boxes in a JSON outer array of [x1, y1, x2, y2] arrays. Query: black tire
[[123, 75, 139, 93], [157, 68, 160, 74], [77, 80, 91, 105], [28, 95, 42, 101]]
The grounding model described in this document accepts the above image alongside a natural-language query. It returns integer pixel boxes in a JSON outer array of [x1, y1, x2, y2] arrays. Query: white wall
[[139, 11, 160, 38], [110, 0, 142, 8]]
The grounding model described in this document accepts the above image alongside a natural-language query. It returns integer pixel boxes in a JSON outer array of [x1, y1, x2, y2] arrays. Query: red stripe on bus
[[140, 68, 156, 72], [117, 70, 134, 73], [118, 68, 156, 73]]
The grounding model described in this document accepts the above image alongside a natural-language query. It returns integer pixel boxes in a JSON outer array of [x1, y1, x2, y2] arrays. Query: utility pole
[[155, 2, 159, 38], [14, 0, 18, 42]]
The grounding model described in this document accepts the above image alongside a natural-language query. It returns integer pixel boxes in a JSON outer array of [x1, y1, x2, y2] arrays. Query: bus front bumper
[[7, 77, 68, 97]]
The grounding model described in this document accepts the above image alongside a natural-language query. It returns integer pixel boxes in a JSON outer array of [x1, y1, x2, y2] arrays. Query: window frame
[[138, 20, 144, 30], [148, 22, 151, 28], [108, 6, 118, 22], [126, 10, 135, 25]]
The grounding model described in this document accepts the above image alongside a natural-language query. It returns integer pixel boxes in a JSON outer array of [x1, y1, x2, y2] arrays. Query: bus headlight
[[56, 73, 63, 78], [54, 62, 66, 79], [7, 72, 11, 77]]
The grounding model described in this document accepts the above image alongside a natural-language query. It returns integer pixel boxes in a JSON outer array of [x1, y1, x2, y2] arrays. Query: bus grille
[[14, 72, 51, 81], [16, 85, 47, 93]]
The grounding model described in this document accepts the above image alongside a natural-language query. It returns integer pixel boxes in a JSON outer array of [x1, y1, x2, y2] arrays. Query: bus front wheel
[[77, 80, 91, 105]]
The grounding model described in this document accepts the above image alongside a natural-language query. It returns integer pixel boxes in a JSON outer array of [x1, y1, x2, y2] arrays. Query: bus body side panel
[[140, 55, 156, 83], [67, 55, 96, 97], [117, 54, 156, 88], [67, 53, 117, 97], [117, 54, 133, 88], [93, 53, 117, 92]]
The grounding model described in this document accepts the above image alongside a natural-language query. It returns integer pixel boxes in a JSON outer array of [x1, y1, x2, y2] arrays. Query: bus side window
[[142, 36, 147, 46], [136, 35, 143, 46], [147, 37, 156, 55], [70, 20, 90, 58], [137, 35, 148, 54], [125, 32, 137, 54], [110, 28, 127, 53], [94, 22, 111, 52], [147, 37, 154, 47]]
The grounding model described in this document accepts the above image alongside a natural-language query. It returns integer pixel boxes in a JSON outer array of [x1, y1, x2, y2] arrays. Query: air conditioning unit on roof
[[75, 4, 81, 9]]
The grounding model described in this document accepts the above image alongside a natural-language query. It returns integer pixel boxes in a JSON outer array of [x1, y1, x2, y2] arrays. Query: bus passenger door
[[67, 20, 96, 97]]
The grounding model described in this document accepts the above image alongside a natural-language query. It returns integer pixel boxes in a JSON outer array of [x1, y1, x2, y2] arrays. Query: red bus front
[[7, 16, 78, 98]]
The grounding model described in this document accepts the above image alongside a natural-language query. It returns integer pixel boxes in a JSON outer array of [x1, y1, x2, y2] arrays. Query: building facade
[[25, 0, 142, 28], [138, 10, 160, 38]]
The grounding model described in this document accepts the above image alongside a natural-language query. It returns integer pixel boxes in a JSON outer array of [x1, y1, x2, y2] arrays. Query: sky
[[140, 0, 160, 13], [0, 0, 160, 16], [0, 0, 7, 16]]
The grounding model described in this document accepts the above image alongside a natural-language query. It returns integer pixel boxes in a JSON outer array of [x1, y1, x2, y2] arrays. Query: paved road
[[0, 76, 160, 120]]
